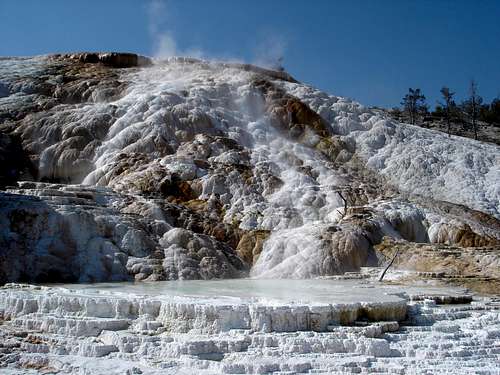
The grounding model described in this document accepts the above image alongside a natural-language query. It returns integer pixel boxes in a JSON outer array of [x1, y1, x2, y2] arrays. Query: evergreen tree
[[481, 97, 500, 126]]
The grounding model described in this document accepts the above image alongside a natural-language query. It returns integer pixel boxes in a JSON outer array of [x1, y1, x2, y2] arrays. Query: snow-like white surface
[[1, 280, 498, 374], [102, 62, 499, 280], [281, 82, 500, 218]]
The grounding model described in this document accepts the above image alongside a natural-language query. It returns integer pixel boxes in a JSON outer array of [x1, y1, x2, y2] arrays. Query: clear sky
[[1, 0, 499, 108]]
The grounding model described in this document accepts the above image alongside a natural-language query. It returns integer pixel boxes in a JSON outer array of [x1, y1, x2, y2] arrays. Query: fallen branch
[[336, 191, 348, 218], [378, 248, 401, 282]]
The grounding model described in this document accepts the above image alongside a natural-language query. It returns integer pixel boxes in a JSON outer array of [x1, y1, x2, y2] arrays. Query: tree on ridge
[[438, 86, 456, 137], [401, 88, 427, 125], [461, 80, 483, 140]]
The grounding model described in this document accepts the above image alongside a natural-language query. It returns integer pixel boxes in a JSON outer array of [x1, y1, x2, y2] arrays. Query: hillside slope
[[0, 53, 498, 283]]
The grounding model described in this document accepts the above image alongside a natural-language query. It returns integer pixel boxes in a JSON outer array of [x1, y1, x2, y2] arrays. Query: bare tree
[[439, 87, 456, 137], [401, 88, 427, 125], [462, 80, 483, 140]]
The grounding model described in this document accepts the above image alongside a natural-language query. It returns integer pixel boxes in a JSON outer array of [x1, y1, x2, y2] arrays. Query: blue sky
[[1, 0, 499, 108]]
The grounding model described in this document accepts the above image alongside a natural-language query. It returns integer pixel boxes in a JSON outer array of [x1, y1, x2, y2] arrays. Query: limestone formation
[[0, 183, 248, 283], [0, 281, 499, 374], [0, 53, 498, 283], [0, 52, 499, 375]]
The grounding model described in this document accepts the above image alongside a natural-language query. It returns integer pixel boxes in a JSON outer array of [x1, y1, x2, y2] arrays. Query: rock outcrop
[[375, 236, 500, 294], [62, 52, 153, 68], [0, 182, 247, 283]]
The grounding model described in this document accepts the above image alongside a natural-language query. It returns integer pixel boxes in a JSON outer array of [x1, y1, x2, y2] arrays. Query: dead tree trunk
[[378, 248, 401, 282], [336, 191, 348, 218]]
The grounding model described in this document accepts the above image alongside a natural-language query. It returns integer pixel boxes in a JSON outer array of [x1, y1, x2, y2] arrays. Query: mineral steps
[[1, 283, 499, 374]]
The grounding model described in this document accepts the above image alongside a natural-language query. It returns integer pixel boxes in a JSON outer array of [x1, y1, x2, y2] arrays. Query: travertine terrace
[[0, 53, 499, 374]]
